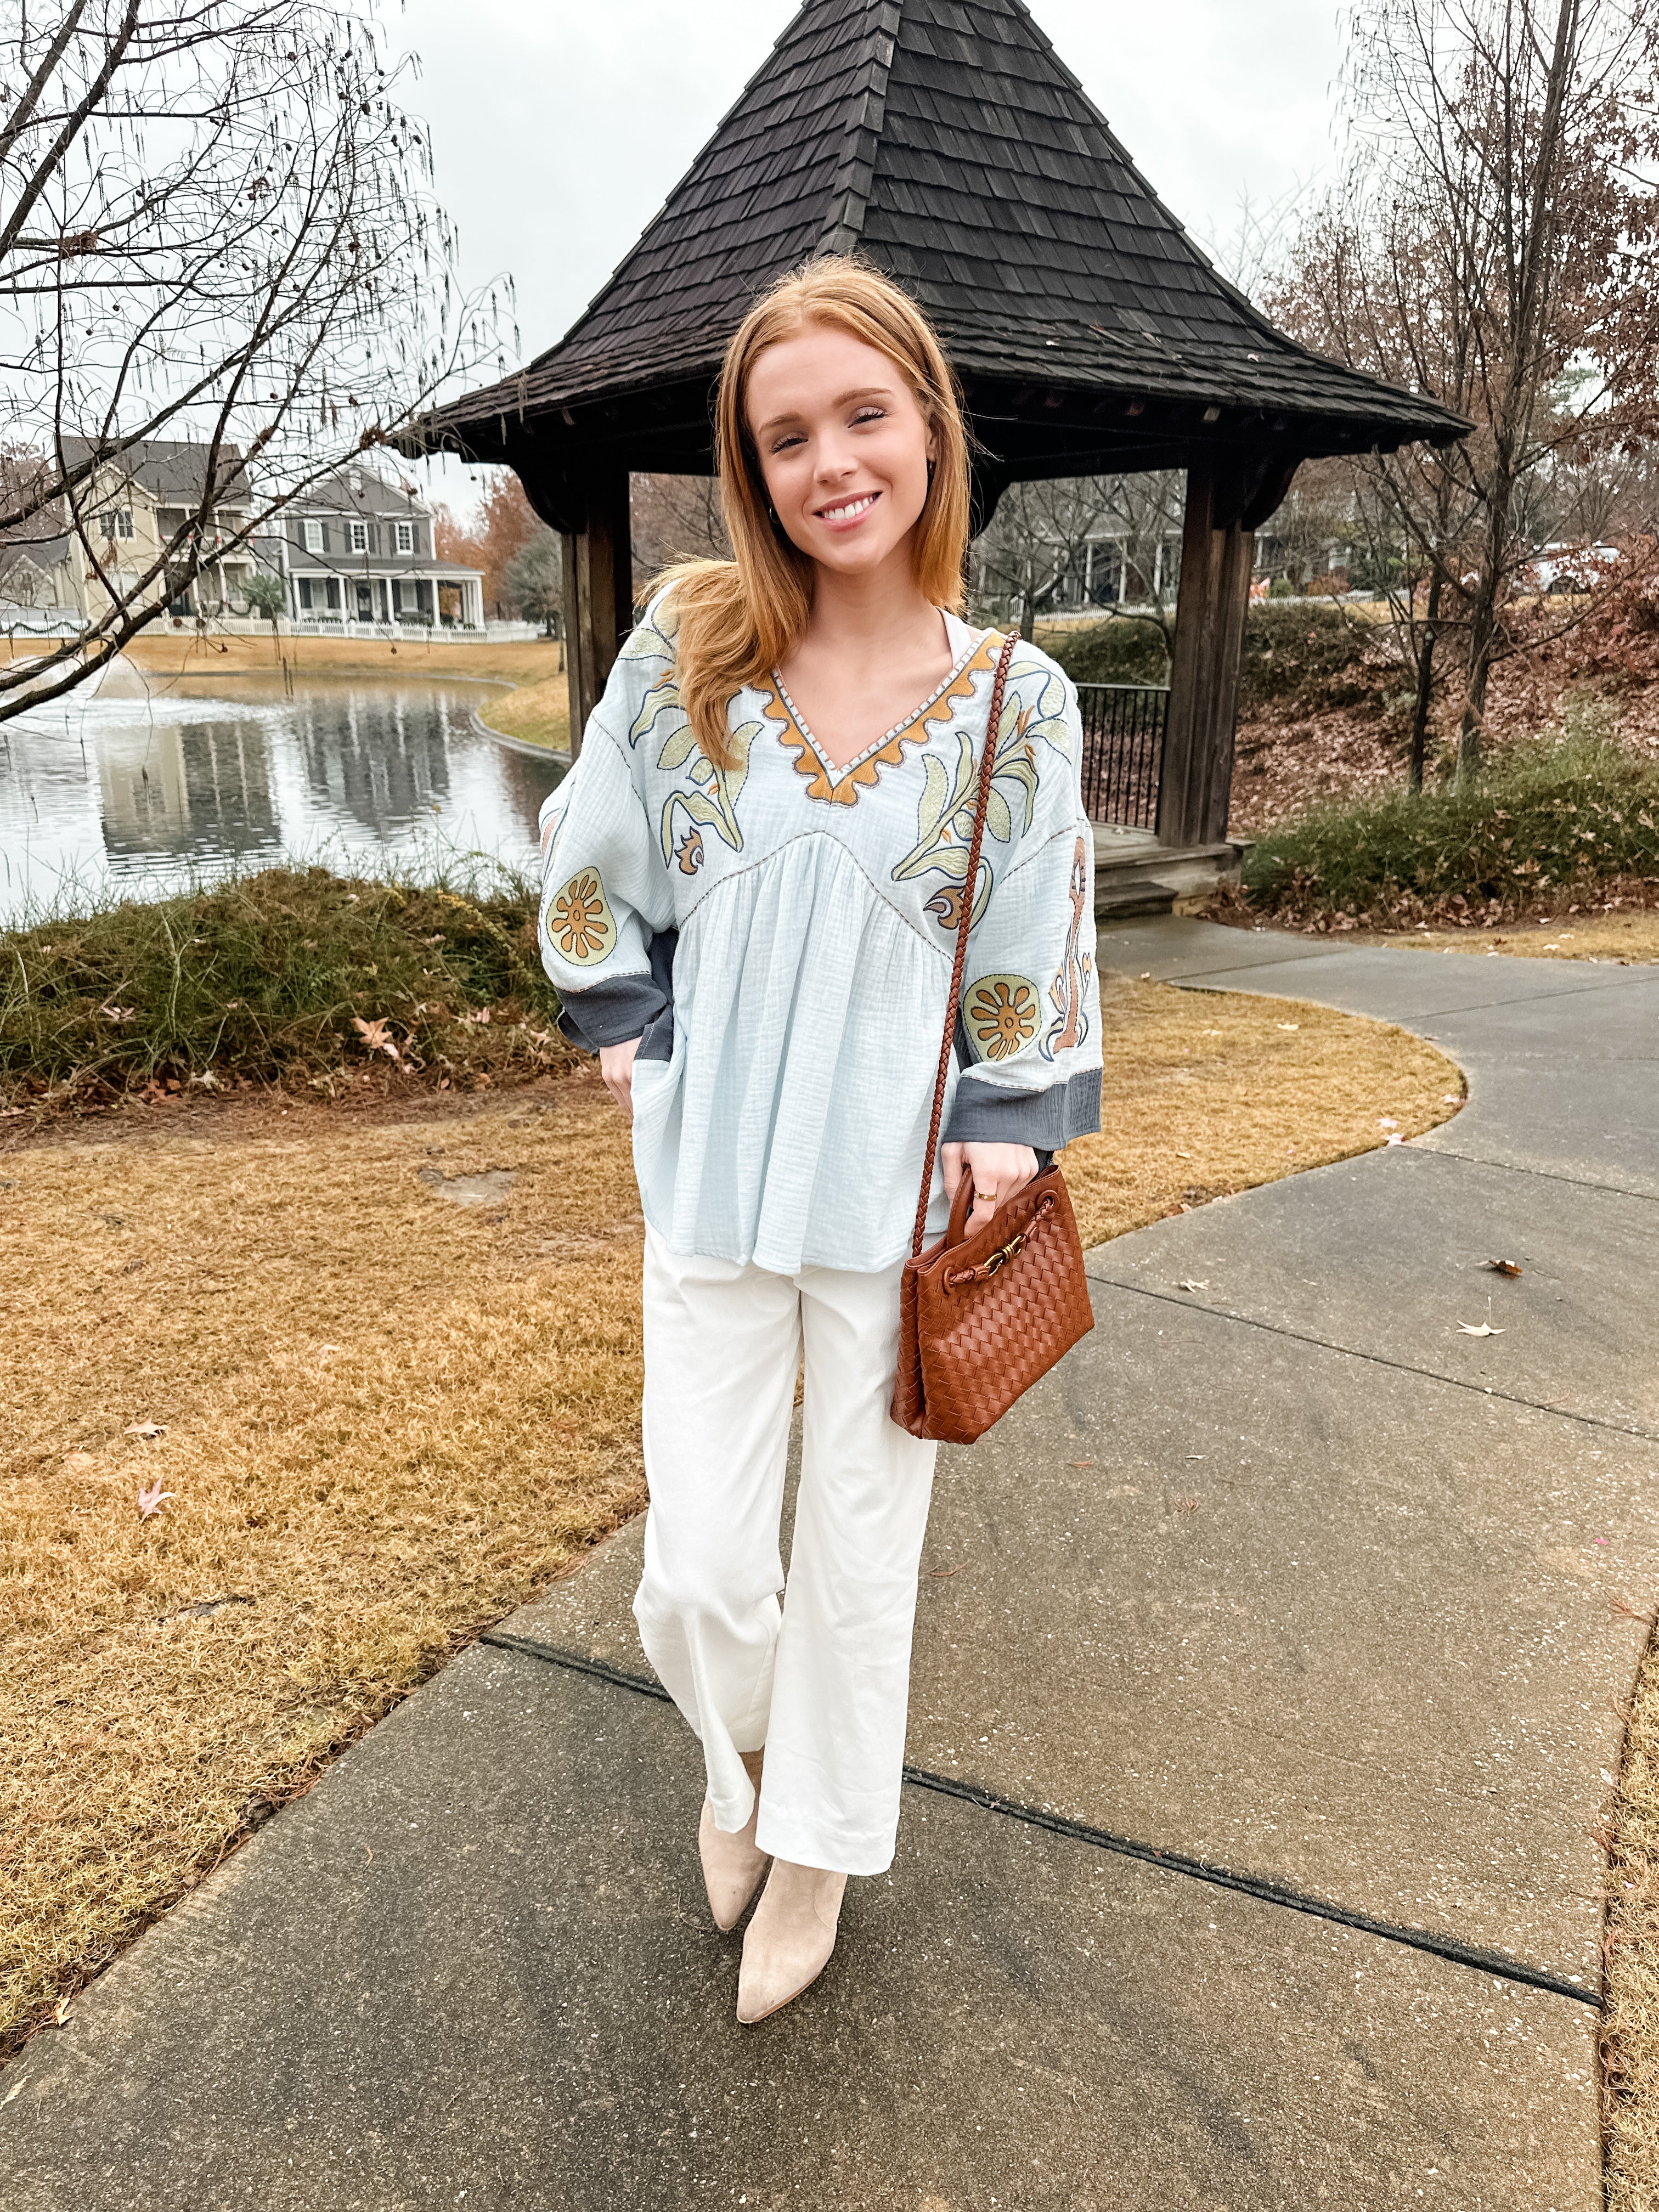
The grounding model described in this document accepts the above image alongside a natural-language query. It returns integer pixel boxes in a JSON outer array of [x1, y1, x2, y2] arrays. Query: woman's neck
[[800, 540, 942, 668], [775, 539, 956, 770]]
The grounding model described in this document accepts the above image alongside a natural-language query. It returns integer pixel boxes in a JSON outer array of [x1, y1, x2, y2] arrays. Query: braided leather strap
[[909, 629, 1020, 1259]]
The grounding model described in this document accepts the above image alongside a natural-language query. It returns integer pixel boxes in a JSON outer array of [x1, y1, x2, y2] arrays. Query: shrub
[[1237, 600, 1375, 715], [1037, 616, 1170, 686], [1040, 601, 1385, 718], [0, 865, 574, 1109], [1242, 732, 1659, 927]]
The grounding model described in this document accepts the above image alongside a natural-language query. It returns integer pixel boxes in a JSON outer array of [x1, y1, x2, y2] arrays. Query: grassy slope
[[0, 868, 570, 1111]]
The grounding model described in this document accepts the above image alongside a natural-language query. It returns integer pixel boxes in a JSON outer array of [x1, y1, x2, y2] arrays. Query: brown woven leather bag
[[891, 631, 1095, 1445]]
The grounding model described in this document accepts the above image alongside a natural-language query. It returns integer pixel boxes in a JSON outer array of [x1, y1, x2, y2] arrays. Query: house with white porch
[[272, 466, 483, 630]]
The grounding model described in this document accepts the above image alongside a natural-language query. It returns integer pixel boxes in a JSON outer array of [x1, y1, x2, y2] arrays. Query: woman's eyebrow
[[753, 386, 898, 435]]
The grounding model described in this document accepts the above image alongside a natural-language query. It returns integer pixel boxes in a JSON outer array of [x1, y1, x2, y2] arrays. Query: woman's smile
[[814, 489, 882, 528]]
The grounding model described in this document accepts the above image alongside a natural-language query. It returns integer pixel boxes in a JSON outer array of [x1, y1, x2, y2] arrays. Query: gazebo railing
[[1076, 682, 1168, 832]]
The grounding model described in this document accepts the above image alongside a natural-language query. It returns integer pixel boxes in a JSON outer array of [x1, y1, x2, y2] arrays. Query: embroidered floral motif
[[766, 634, 1001, 805], [548, 867, 616, 966], [628, 669, 684, 752], [966, 975, 1041, 1061], [1041, 836, 1092, 1059], [675, 825, 704, 875], [922, 883, 968, 932], [894, 714, 1039, 919], [656, 714, 757, 865]]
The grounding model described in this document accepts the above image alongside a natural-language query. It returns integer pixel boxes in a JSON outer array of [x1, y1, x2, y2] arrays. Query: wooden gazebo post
[[534, 462, 632, 758], [1157, 460, 1255, 851]]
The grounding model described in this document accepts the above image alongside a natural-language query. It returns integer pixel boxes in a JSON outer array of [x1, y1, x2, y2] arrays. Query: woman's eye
[[851, 408, 886, 425], [770, 432, 805, 453]]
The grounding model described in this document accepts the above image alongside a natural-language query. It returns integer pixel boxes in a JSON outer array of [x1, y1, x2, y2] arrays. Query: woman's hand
[[942, 1141, 1039, 1237], [598, 1037, 641, 1124]]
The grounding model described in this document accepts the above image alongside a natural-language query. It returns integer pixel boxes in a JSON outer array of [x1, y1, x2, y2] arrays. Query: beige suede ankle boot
[[735, 1859, 848, 2024], [698, 1749, 769, 1932]]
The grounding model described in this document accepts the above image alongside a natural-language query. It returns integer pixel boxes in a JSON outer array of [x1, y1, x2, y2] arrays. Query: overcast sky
[[397, 0, 1348, 512]]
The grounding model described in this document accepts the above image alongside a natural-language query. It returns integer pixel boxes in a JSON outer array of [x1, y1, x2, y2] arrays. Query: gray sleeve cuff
[[942, 1066, 1103, 1150], [555, 972, 670, 1054], [555, 927, 678, 1060]]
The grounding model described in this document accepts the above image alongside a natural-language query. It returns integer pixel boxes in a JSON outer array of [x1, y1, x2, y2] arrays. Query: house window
[[349, 521, 367, 553], [298, 577, 315, 610], [395, 521, 414, 555], [99, 508, 134, 540], [302, 518, 324, 554], [325, 577, 342, 610]]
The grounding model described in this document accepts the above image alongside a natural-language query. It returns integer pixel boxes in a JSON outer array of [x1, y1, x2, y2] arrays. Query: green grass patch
[[1240, 734, 1659, 927], [0, 865, 572, 1111]]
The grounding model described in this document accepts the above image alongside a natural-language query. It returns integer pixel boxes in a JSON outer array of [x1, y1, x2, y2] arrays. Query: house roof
[[63, 436, 251, 505], [288, 466, 428, 518], [420, 0, 1468, 487]]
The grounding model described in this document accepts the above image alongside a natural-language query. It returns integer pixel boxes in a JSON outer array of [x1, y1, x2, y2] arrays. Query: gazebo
[[415, 0, 1467, 893]]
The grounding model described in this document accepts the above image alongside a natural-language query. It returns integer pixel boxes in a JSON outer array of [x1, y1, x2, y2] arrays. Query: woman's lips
[[814, 490, 881, 528]]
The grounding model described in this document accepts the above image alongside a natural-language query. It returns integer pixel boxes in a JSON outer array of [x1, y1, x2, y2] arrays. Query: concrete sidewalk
[[5, 921, 1654, 2209]]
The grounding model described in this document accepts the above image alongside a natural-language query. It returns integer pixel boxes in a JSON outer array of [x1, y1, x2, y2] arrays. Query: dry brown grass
[[1373, 911, 1659, 963], [117, 631, 565, 686], [1063, 972, 1458, 1243], [0, 980, 1460, 2057], [475, 671, 571, 753], [1605, 1611, 1659, 2209]]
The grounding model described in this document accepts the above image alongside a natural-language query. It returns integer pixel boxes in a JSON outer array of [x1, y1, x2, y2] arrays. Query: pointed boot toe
[[699, 1795, 770, 1933], [736, 1865, 847, 2024]]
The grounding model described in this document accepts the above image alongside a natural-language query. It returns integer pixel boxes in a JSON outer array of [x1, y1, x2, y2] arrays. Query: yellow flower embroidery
[[549, 868, 616, 966], [966, 975, 1039, 1061]]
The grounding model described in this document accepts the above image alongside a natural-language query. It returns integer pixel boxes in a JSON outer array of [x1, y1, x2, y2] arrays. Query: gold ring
[[974, 1190, 996, 1203]]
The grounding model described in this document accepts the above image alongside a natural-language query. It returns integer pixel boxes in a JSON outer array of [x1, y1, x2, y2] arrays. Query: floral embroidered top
[[538, 592, 1102, 1273]]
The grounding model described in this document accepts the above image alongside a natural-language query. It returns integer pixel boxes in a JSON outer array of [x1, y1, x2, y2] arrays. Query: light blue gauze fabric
[[537, 591, 1103, 1274]]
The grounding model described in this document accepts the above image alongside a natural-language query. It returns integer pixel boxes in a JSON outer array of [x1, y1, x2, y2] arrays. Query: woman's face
[[744, 320, 935, 580]]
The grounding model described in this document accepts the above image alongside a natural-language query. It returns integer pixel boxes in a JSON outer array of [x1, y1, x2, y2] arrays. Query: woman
[[538, 257, 1101, 2023]]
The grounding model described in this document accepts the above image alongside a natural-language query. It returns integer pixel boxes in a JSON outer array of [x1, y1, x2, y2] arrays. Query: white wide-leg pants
[[633, 1226, 939, 1877]]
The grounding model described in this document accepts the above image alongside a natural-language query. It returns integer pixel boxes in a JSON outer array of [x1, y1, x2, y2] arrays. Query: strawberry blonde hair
[[658, 256, 972, 769]]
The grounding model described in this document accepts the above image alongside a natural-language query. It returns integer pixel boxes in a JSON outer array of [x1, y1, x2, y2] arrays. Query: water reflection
[[0, 673, 563, 922], [99, 719, 281, 862]]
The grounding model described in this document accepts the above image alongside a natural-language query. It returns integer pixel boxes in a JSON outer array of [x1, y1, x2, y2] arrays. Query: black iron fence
[[1076, 682, 1167, 831]]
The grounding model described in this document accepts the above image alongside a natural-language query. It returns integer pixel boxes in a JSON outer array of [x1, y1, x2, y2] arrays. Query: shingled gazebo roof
[[421, 0, 1467, 495]]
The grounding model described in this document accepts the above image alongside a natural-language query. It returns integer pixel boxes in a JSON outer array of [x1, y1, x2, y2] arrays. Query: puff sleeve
[[940, 652, 1104, 1153], [538, 659, 678, 1058]]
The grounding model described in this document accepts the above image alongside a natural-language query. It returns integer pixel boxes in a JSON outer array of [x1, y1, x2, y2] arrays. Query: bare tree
[[630, 472, 730, 579], [0, 0, 505, 721], [1275, 0, 1659, 782]]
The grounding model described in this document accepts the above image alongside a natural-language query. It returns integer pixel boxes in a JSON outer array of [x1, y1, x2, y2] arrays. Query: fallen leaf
[[124, 1421, 166, 1439], [61, 1450, 97, 1474], [1457, 1322, 1504, 1337], [1378, 1116, 1399, 1129], [138, 1477, 176, 1519], [1068, 1459, 1096, 1468], [1485, 1259, 1523, 1278], [1384, 1134, 1404, 1146], [1275, 1022, 1300, 1031], [351, 1015, 402, 1063], [1177, 1279, 1210, 1293], [52, 1994, 71, 2025]]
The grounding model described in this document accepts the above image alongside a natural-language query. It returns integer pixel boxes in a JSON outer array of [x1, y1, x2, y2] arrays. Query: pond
[[0, 670, 565, 926]]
